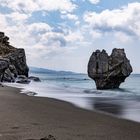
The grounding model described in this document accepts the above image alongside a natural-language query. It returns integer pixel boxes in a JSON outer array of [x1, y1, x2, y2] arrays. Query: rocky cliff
[[88, 48, 132, 89], [0, 32, 29, 82]]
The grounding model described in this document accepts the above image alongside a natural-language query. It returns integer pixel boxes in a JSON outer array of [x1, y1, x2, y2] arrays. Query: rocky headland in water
[[88, 48, 133, 89]]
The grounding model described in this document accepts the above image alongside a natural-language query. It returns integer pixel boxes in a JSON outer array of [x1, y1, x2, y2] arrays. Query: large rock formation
[[88, 48, 132, 89], [0, 32, 29, 82]]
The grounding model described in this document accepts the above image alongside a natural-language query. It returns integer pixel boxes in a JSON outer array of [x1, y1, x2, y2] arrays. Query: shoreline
[[0, 86, 140, 140], [6, 82, 140, 123]]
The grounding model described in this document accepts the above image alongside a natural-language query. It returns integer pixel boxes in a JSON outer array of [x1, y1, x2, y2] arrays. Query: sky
[[0, 0, 140, 73]]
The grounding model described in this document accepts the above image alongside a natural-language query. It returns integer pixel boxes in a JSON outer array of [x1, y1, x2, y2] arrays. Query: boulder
[[17, 75, 27, 79], [3, 68, 15, 82], [28, 76, 41, 82], [40, 135, 56, 140], [88, 48, 132, 89], [0, 58, 9, 82], [16, 75, 30, 84], [16, 79, 30, 84], [9, 65, 18, 77]]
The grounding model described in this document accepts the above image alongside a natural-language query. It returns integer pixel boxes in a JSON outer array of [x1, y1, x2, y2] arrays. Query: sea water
[[5, 72, 140, 123]]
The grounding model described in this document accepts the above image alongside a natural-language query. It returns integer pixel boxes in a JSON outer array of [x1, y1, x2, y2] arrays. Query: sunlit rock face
[[0, 32, 29, 82], [88, 48, 133, 90]]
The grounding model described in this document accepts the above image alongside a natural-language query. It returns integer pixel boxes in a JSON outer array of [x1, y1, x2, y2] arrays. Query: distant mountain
[[29, 66, 78, 75]]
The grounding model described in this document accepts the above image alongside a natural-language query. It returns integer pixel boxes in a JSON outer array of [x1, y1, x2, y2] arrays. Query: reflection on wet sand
[[94, 101, 123, 115], [90, 97, 140, 122]]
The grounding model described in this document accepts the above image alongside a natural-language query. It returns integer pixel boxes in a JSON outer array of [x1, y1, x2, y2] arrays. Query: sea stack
[[0, 32, 29, 82], [88, 48, 133, 89]]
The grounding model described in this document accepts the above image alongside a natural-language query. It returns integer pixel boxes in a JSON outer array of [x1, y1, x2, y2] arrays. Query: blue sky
[[0, 0, 140, 73]]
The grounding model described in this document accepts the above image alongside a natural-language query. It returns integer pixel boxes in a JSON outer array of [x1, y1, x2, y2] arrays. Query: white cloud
[[65, 31, 84, 42], [114, 32, 133, 44], [88, 0, 100, 4], [61, 13, 78, 20], [0, 14, 8, 28], [28, 23, 52, 33], [38, 0, 76, 13], [0, 0, 39, 13], [89, 30, 102, 39], [6, 12, 29, 22], [0, 0, 76, 14], [40, 32, 66, 47], [84, 2, 140, 38]]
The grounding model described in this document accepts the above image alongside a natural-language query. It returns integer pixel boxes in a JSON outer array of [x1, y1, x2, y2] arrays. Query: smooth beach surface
[[0, 86, 140, 140]]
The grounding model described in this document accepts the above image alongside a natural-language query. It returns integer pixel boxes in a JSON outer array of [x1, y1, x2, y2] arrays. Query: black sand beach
[[0, 86, 140, 140]]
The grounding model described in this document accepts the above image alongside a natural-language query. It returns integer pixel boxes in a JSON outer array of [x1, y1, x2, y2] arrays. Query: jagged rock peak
[[0, 32, 16, 56], [88, 48, 133, 90]]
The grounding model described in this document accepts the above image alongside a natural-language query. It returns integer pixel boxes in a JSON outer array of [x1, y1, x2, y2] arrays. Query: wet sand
[[0, 86, 140, 140]]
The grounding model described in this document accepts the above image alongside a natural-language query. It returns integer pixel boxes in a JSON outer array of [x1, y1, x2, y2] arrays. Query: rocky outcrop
[[16, 75, 30, 84], [28, 76, 41, 82], [0, 32, 29, 82], [88, 48, 132, 89], [40, 135, 56, 140]]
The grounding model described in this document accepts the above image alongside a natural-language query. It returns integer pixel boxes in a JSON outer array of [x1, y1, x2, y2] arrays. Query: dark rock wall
[[0, 32, 29, 82], [5, 49, 29, 77]]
